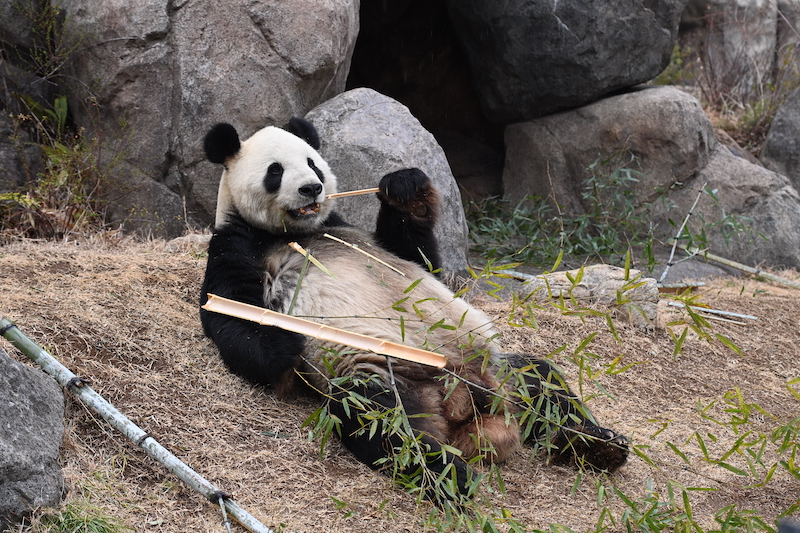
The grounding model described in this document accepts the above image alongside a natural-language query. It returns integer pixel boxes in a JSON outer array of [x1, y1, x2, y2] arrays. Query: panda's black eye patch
[[308, 158, 325, 183], [264, 162, 284, 193]]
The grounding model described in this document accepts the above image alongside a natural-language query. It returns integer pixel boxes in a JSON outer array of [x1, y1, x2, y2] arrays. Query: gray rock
[[522, 265, 659, 327], [776, 0, 800, 63], [0, 114, 42, 193], [656, 148, 800, 270], [305, 88, 469, 277], [0, 115, 27, 192], [0, 348, 64, 528], [504, 86, 715, 215], [60, 0, 359, 236], [446, 0, 686, 123], [0, 0, 36, 49], [761, 86, 800, 192], [702, 0, 778, 102], [503, 85, 800, 270]]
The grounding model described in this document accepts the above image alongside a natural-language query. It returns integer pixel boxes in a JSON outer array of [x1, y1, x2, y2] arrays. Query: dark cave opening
[[346, 0, 505, 199]]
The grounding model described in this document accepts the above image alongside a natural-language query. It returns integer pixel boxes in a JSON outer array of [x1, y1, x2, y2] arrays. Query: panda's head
[[204, 117, 338, 233]]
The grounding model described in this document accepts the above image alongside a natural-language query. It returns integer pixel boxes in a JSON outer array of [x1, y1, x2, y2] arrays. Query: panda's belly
[[262, 229, 497, 385]]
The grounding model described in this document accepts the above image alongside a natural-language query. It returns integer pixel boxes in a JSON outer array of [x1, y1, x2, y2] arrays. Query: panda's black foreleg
[[327, 376, 474, 502], [506, 355, 629, 472], [374, 168, 442, 273], [200, 224, 306, 394], [200, 307, 305, 394]]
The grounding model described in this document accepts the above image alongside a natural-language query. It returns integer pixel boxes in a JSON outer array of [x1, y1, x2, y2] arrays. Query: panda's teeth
[[297, 203, 320, 216]]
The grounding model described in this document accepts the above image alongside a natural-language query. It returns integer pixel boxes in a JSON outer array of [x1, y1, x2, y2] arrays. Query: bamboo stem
[[202, 294, 447, 368], [659, 184, 706, 285], [325, 187, 380, 199], [676, 243, 800, 290], [0, 314, 275, 533], [665, 301, 758, 321], [322, 233, 406, 276]]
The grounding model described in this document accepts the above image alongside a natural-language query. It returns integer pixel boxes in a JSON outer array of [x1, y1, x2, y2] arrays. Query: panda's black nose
[[299, 183, 323, 198]]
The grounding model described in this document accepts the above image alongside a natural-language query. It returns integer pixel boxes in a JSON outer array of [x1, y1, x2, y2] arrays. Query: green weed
[[10, 502, 131, 533], [1, 2, 127, 240]]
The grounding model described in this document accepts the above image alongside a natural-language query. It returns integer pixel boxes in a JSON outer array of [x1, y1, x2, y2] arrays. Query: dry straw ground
[[1, 236, 798, 532]]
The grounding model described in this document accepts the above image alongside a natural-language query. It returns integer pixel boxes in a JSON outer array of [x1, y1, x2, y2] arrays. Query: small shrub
[[1, 2, 128, 240]]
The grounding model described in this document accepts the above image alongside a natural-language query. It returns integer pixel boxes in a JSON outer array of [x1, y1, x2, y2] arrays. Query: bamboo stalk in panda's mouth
[[202, 294, 448, 368], [325, 187, 380, 199]]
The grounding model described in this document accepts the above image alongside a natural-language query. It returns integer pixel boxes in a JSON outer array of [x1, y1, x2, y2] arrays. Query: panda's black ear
[[204, 123, 241, 164], [287, 117, 320, 150]]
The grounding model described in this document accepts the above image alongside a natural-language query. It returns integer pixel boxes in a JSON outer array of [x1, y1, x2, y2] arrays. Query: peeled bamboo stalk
[[202, 294, 447, 368], [325, 187, 380, 199], [0, 314, 275, 533]]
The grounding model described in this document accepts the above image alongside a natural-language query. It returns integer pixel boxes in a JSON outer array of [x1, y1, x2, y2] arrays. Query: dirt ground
[[0, 235, 798, 533]]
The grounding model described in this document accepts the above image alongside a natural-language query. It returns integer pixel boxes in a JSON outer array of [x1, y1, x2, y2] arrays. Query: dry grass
[[1, 236, 798, 532]]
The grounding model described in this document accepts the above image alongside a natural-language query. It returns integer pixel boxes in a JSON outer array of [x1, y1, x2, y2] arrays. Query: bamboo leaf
[[574, 332, 598, 355], [632, 444, 658, 468], [666, 442, 690, 464], [713, 461, 748, 476], [404, 278, 423, 294], [714, 333, 743, 355]]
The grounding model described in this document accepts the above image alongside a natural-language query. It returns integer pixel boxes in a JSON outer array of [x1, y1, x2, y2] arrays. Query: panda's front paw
[[377, 168, 438, 219]]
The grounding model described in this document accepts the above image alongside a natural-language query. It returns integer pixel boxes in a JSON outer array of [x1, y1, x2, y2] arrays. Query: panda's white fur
[[215, 126, 338, 233], [200, 118, 629, 499], [264, 226, 497, 391]]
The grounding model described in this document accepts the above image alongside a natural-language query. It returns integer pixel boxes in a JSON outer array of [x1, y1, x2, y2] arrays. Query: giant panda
[[199, 117, 629, 500]]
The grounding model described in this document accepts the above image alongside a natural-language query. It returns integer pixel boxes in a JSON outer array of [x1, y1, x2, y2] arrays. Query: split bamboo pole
[[0, 314, 275, 533], [202, 294, 447, 368]]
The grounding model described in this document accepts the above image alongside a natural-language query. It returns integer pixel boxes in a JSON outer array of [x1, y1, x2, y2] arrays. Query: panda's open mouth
[[288, 202, 320, 218]]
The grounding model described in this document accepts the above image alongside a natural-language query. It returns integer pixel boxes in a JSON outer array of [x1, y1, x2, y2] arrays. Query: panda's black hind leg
[[374, 168, 442, 273], [505, 355, 629, 473], [549, 423, 630, 473], [326, 375, 475, 502]]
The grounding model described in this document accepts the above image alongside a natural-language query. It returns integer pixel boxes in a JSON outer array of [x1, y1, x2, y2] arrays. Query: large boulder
[[446, 0, 687, 123], [652, 150, 800, 270], [503, 85, 800, 270], [60, 0, 359, 236], [0, 348, 64, 528], [761, 86, 800, 192], [0, 114, 42, 192], [777, 0, 800, 62], [504, 86, 715, 215], [305, 88, 469, 277]]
